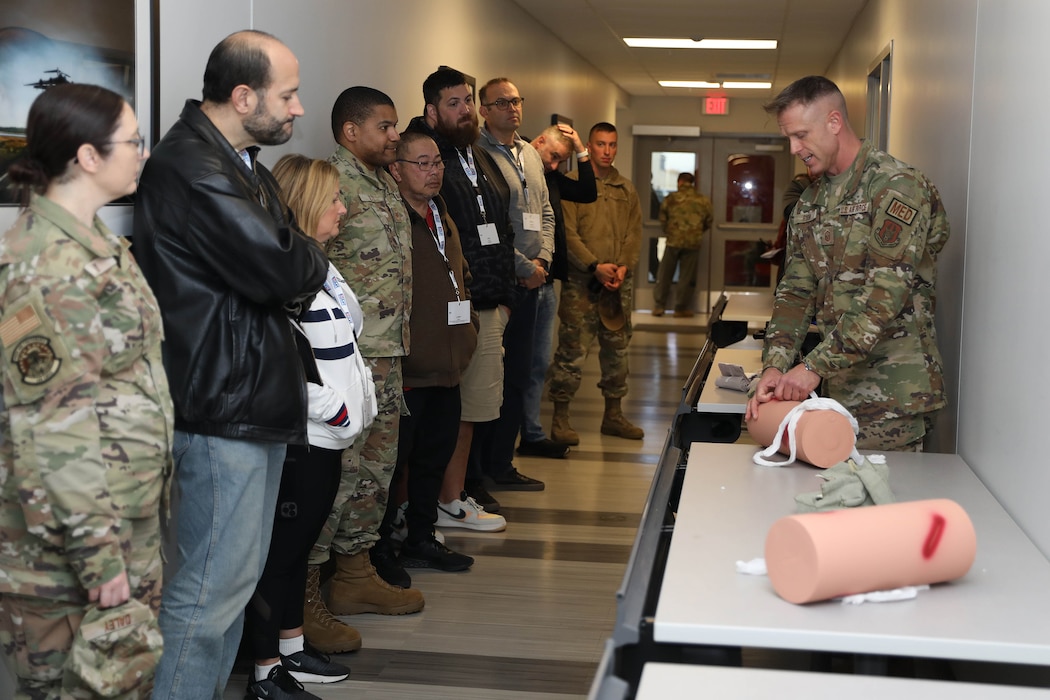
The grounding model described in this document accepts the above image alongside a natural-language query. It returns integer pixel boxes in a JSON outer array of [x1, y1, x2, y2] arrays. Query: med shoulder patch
[[886, 198, 918, 225]]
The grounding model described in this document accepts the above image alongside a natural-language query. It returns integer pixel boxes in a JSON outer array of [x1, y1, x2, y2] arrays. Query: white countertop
[[636, 663, 1050, 699], [695, 348, 762, 413], [722, 292, 775, 327], [654, 443, 1050, 665]]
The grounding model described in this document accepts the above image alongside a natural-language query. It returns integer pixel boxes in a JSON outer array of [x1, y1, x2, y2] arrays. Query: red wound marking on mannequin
[[922, 514, 946, 559]]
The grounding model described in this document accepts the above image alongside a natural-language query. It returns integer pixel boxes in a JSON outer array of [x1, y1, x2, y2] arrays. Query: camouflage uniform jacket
[[763, 140, 950, 422], [0, 195, 174, 600], [327, 145, 412, 358], [562, 166, 642, 278], [659, 186, 713, 249]]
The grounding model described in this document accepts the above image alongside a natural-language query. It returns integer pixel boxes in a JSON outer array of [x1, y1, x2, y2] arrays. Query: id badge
[[478, 223, 500, 246], [522, 212, 541, 231], [447, 300, 471, 325]]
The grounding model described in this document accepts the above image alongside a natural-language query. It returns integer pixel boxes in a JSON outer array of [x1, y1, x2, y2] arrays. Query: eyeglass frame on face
[[482, 97, 525, 111], [108, 136, 147, 156], [396, 158, 445, 172]]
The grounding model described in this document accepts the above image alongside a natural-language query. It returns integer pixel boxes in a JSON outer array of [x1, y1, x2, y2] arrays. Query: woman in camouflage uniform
[[0, 84, 173, 699]]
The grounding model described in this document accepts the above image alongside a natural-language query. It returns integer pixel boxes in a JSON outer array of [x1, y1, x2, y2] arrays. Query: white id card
[[478, 223, 500, 246], [447, 300, 471, 325], [522, 212, 541, 231]]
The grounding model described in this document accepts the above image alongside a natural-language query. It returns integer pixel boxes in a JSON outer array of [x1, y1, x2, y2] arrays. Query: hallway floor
[[224, 328, 707, 699]]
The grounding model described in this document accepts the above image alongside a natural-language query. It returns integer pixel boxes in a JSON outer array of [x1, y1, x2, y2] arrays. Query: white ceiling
[[511, 0, 868, 98]]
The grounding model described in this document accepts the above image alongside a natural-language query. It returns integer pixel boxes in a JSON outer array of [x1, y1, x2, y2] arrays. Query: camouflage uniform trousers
[[855, 411, 937, 451], [653, 245, 701, 312], [0, 514, 163, 699], [547, 275, 634, 402], [309, 356, 402, 564]]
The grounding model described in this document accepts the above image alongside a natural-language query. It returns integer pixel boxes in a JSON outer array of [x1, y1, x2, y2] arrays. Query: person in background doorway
[[746, 75, 950, 450], [652, 172, 713, 318]]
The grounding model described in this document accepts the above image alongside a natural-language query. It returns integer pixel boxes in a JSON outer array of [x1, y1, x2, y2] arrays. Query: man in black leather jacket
[[132, 30, 328, 700]]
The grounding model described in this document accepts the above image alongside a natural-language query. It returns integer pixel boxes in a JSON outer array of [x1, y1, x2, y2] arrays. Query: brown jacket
[[561, 165, 642, 277], [401, 195, 478, 388]]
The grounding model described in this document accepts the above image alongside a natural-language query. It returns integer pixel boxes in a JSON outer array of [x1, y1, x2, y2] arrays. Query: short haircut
[[423, 68, 468, 107], [330, 86, 395, 142], [6, 83, 124, 206], [479, 77, 511, 105], [202, 30, 279, 104], [589, 121, 617, 140], [271, 154, 340, 241], [539, 125, 572, 150], [763, 75, 847, 118], [396, 131, 437, 160], [678, 172, 695, 184]]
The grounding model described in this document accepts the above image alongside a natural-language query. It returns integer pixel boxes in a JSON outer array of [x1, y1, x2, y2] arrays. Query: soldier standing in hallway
[[652, 172, 713, 318], [304, 86, 423, 657], [548, 122, 644, 443]]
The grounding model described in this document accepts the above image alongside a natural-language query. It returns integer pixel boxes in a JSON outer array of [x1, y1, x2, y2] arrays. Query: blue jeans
[[522, 282, 557, 443], [153, 431, 286, 700]]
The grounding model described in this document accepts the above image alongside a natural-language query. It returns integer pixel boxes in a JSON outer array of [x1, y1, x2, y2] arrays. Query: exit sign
[[704, 96, 730, 115]]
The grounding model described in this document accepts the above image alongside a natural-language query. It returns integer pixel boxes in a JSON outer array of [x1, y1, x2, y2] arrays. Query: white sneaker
[[436, 494, 507, 532], [391, 502, 446, 543]]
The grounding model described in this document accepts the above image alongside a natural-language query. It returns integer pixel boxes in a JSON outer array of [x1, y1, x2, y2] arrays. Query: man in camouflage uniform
[[0, 194, 173, 698], [653, 172, 713, 317], [548, 122, 645, 442], [746, 76, 950, 450], [304, 86, 422, 655]]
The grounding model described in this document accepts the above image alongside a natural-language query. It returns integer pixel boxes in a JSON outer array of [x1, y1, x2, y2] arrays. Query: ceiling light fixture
[[659, 80, 721, 89], [624, 38, 777, 50], [721, 81, 773, 89]]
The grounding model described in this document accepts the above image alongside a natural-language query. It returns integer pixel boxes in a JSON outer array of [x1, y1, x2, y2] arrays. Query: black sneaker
[[487, 468, 545, 491], [281, 641, 350, 684], [464, 479, 501, 513], [370, 541, 412, 588], [517, 438, 570, 459], [401, 537, 475, 571], [245, 665, 322, 699]]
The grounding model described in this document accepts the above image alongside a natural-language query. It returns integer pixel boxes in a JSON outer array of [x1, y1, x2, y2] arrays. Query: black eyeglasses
[[397, 159, 445, 172], [482, 97, 525, 111], [109, 136, 146, 156]]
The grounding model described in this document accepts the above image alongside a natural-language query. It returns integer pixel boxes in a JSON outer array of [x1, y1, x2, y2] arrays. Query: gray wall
[[156, 0, 626, 168]]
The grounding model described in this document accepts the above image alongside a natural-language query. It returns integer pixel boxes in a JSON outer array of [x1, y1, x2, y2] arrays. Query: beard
[[244, 99, 294, 146], [438, 112, 480, 148]]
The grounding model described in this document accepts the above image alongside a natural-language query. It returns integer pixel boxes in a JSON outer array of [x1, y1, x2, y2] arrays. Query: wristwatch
[[803, 359, 818, 376], [587, 261, 599, 274]]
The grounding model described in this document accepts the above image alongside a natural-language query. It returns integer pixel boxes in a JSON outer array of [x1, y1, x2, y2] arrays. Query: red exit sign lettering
[[704, 96, 729, 115]]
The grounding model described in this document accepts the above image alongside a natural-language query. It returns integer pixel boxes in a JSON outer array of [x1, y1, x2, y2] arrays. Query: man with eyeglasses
[[301, 86, 423, 656], [384, 131, 480, 575], [404, 68, 518, 531], [468, 77, 557, 495]]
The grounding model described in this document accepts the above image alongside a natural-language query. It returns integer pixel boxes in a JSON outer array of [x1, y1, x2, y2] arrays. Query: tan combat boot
[[328, 550, 425, 616], [551, 401, 580, 446], [600, 397, 644, 440], [303, 565, 362, 653]]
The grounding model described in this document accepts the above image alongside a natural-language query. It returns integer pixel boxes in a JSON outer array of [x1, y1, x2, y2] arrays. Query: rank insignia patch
[[12, 335, 62, 385]]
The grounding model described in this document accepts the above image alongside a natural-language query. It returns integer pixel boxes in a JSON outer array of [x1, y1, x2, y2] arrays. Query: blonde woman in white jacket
[[243, 155, 377, 699]]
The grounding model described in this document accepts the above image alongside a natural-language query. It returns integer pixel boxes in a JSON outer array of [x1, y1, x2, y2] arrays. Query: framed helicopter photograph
[[0, 0, 152, 232]]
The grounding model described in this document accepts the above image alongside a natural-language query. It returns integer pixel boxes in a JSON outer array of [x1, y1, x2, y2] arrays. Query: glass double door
[[633, 135, 794, 314]]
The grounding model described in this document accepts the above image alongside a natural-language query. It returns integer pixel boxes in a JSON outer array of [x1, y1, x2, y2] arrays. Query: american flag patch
[[0, 305, 42, 346]]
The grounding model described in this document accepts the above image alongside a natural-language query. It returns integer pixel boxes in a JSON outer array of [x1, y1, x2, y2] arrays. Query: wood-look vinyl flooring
[[224, 325, 707, 699]]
